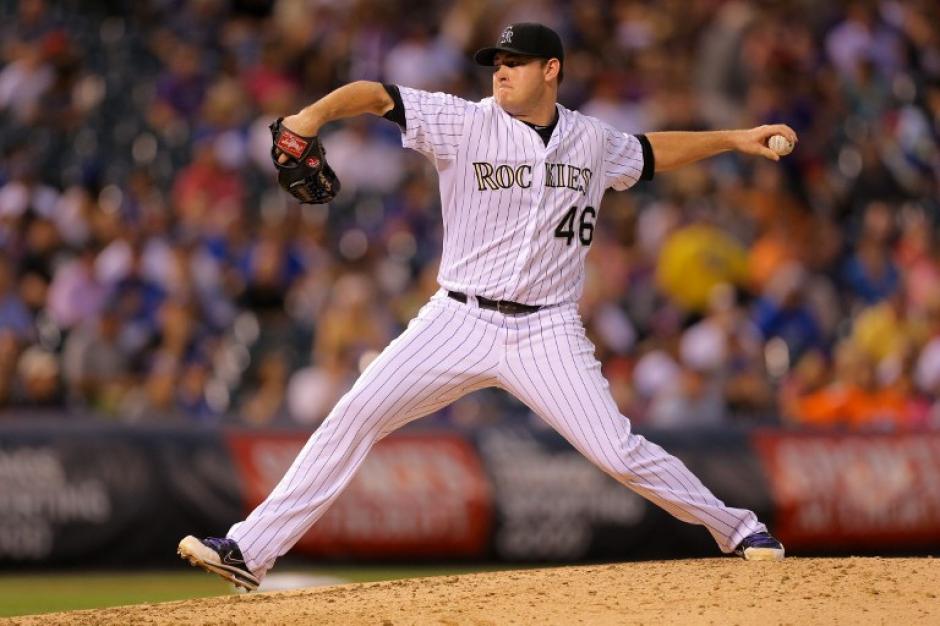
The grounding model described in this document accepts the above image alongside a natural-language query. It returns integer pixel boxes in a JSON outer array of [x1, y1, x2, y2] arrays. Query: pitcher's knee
[[594, 432, 653, 481], [582, 448, 634, 480], [326, 388, 404, 434]]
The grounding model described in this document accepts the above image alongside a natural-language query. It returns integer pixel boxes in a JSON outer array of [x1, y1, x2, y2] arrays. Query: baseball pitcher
[[179, 22, 793, 591]]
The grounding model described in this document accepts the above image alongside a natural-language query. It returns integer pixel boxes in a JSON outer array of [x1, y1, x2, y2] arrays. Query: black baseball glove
[[269, 118, 341, 204]]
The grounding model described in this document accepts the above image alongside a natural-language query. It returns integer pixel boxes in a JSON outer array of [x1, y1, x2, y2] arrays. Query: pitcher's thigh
[[500, 309, 632, 473], [329, 300, 500, 438]]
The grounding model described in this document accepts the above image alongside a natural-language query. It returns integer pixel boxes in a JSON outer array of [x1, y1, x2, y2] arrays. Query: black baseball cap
[[474, 22, 564, 67]]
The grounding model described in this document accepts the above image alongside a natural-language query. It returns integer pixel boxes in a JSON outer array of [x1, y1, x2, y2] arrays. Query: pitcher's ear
[[543, 58, 562, 84]]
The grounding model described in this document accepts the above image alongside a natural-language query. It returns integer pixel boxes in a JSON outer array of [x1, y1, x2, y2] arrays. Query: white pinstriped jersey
[[397, 87, 646, 305]]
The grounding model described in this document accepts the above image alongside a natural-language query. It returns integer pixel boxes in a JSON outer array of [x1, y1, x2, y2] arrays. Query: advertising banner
[[0, 421, 243, 567], [473, 425, 770, 561], [226, 430, 492, 558], [753, 431, 940, 550]]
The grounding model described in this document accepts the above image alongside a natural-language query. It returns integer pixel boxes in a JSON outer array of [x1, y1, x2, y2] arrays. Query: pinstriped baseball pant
[[229, 290, 765, 577]]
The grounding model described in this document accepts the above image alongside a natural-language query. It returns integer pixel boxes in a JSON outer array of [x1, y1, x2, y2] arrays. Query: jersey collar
[[491, 100, 568, 153]]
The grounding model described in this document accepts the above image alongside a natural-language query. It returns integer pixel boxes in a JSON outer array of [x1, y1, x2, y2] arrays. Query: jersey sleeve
[[396, 86, 471, 162], [602, 124, 649, 191]]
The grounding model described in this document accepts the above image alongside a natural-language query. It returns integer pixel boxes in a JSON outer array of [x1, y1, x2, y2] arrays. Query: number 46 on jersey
[[555, 205, 596, 246]]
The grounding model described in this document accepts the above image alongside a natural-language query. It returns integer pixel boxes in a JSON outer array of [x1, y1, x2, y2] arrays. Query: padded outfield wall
[[0, 419, 938, 568]]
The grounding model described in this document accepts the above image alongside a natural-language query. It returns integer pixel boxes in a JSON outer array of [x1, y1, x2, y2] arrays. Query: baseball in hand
[[768, 134, 794, 156]]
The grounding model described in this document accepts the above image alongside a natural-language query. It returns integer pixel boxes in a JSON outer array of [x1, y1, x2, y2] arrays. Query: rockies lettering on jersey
[[472, 161, 593, 194], [396, 86, 643, 305]]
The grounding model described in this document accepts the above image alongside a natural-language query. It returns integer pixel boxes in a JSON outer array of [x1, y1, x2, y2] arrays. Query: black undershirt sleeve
[[382, 84, 406, 130], [636, 133, 655, 181]]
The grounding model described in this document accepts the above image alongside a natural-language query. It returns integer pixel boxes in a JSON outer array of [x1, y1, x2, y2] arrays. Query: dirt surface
[[6, 557, 939, 625]]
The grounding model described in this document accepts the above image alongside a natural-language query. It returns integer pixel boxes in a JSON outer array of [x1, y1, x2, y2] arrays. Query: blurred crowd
[[0, 0, 938, 431]]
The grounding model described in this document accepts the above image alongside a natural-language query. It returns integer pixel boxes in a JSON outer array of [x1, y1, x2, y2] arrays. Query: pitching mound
[[8, 557, 939, 625]]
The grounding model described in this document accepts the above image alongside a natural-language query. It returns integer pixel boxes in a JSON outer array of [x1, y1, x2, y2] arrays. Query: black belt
[[448, 291, 542, 315]]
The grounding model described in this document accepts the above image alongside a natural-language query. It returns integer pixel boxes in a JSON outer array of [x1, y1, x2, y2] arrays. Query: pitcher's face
[[492, 52, 557, 116]]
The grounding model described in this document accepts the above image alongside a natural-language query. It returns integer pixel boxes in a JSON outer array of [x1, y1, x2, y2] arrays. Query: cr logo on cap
[[499, 26, 513, 45]]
